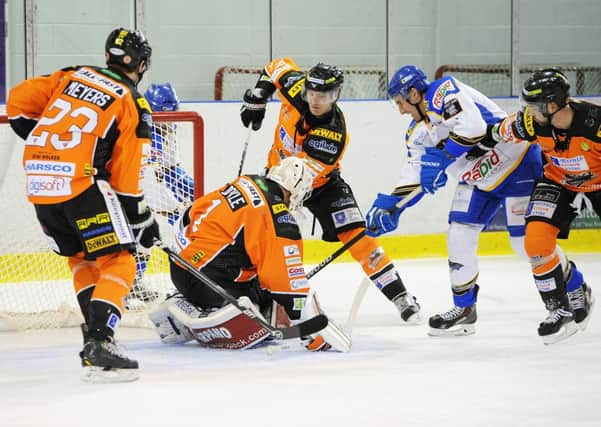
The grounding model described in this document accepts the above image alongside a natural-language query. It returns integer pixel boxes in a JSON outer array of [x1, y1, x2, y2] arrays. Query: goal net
[[0, 111, 204, 330], [435, 64, 601, 97], [214, 65, 388, 100]]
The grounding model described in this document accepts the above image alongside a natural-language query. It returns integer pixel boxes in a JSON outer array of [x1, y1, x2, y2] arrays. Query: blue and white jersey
[[396, 77, 533, 192]]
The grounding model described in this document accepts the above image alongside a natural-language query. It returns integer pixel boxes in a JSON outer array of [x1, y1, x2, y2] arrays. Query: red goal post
[[434, 64, 601, 97], [0, 111, 204, 330], [214, 65, 388, 100]]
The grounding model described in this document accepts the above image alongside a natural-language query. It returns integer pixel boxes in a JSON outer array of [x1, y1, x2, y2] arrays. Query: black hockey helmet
[[105, 28, 152, 75], [522, 69, 570, 112], [305, 63, 344, 92]]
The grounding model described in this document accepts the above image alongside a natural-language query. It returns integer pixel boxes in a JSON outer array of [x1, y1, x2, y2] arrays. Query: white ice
[[1, 254, 600, 427]]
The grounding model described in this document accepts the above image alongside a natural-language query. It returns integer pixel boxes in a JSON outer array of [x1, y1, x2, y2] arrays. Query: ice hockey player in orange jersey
[[239, 58, 421, 323], [149, 157, 351, 352], [488, 69, 597, 344], [7, 28, 159, 382]]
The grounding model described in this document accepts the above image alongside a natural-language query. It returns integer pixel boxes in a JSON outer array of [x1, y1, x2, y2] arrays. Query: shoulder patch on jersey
[[220, 184, 248, 211], [443, 98, 463, 119], [137, 97, 152, 113], [288, 78, 305, 98], [431, 78, 458, 111], [237, 177, 264, 207]]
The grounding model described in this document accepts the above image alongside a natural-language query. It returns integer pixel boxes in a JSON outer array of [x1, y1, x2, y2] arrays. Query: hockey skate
[[81, 337, 139, 383], [428, 305, 477, 336], [568, 283, 595, 331], [393, 292, 422, 323], [538, 303, 577, 345]]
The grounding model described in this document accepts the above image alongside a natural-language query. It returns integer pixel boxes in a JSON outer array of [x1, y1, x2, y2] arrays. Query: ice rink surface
[[1, 254, 600, 427]]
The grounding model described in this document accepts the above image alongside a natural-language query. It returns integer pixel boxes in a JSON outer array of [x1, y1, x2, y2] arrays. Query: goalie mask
[[105, 28, 152, 77], [145, 83, 180, 112], [388, 65, 429, 100], [302, 63, 344, 105], [521, 69, 570, 117], [267, 157, 314, 213]]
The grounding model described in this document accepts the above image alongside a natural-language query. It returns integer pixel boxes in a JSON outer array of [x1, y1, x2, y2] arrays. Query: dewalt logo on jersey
[[310, 128, 342, 142], [85, 232, 118, 252]]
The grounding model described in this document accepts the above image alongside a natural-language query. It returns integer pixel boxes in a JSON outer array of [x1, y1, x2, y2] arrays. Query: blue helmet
[[387, 65, 429, 99], [144, 83, 179, 112]]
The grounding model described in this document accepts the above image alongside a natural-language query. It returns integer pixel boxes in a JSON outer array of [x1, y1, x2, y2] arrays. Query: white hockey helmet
[[267, 157, 314, 212]]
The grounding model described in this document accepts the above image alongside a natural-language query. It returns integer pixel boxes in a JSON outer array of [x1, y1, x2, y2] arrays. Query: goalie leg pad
[[170, 296, 272, 350], [148, 298, 195, 344]]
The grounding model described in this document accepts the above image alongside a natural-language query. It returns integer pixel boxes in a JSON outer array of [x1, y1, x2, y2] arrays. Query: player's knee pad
[[168, 296, 271, 350], [447, 222, 482, 287], [148, 296, 195, 344]]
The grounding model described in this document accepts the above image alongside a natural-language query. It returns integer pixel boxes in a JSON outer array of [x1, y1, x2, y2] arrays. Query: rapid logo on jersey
[[460, 151, 502, 182], [432, 79, 457, 110]]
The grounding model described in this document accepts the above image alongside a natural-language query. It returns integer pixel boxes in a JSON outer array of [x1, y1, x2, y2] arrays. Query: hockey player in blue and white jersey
[[144, 82, 195, 220], [366, 65, 543, 336], [127, 83, 195, 304]]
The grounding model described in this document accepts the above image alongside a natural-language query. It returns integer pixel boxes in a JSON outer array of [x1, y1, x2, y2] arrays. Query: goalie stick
[[307, 187, 423, 279], [154, 239, 329, 340]]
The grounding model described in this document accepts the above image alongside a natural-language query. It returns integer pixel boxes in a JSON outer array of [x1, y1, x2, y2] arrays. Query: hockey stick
[[237, 126, 252, 176], [154, 239, 328, 340], [306, 187, 423, 279]]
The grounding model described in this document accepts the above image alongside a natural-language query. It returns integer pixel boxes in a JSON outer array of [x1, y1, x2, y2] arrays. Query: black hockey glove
[[240, 88, 267, 131], [131, 209, 160, 249], [511, 110, 537, 141]]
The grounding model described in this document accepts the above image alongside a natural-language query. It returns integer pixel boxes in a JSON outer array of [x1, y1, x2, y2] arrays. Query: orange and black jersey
[[7, 65, 152, 204], [530, 101, 601, 192], [174, 174, 311, 320], [258, 58, 349, 189]]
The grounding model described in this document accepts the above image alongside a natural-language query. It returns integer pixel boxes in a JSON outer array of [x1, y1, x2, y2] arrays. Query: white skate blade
[[541, 321, 578, 345], [428, 323, 476, 337], [577, 295, 595, 332], [81, 366, 139, 383]]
